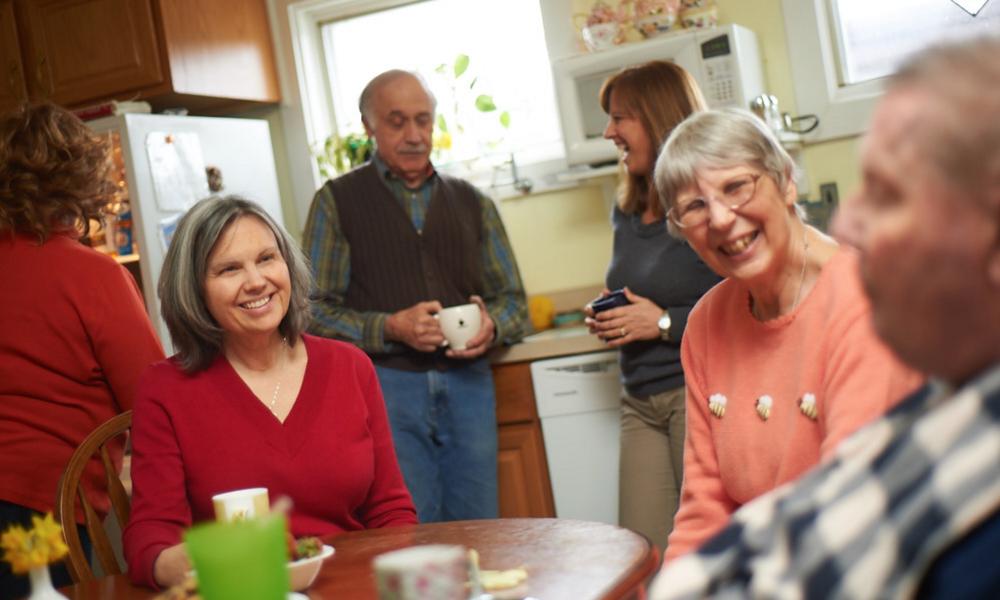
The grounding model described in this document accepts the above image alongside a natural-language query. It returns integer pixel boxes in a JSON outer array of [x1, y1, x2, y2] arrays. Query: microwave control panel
[[700, 33, 742, 108]]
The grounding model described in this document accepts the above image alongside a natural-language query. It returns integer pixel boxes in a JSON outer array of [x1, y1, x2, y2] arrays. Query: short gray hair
[[158, 195, 313, 373], [654, 108, 801, 236], [889, 35, 1000, 206], [358, 69, 437, 126]]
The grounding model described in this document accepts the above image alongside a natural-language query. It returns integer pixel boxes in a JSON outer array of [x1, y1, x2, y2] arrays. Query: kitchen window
[[782, 0, 999, 141], [298, 0, 563, 194]]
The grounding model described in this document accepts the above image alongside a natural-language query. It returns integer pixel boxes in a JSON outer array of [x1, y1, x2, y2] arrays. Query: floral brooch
[[708, 393, 727, 418]]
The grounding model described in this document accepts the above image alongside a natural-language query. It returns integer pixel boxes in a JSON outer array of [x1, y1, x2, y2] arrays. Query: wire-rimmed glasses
[[668, 174, 762, 229]]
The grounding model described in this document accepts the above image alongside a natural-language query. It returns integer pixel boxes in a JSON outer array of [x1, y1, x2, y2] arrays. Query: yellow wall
[[496, 179, 616, 294]]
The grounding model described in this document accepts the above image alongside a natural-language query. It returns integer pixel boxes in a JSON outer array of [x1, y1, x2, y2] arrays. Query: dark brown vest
[[327, 162, 483, 370]]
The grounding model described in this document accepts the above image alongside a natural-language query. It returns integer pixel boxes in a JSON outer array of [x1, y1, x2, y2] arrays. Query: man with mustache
[[304, 69, 529, 522], [648, 35, 1000, 598]]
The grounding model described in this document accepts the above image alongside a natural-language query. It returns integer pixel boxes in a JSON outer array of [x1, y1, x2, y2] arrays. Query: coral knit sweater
[[664, 249, 923, 562], [124, 335, 417, 588]]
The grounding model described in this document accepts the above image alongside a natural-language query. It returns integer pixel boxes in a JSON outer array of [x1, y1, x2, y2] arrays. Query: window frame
[[780, 0, 887, 142], [284, 0, 570, 200]]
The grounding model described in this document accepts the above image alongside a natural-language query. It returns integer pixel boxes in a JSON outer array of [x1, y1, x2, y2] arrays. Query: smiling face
[[603, 90, 654, 176], [832, 88, 1000, 381], [203, 215, 290, 344], [676, 165, 799, 288], [363, 74, 434, 187]]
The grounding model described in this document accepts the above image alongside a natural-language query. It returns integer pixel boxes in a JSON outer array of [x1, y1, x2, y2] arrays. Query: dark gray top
[[606, 206, 722, 397]]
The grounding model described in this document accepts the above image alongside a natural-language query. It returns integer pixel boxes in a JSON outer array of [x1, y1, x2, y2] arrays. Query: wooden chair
[[54, 410, 132, 582]]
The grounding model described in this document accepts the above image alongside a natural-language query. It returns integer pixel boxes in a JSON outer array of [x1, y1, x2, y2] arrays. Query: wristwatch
[[657, 310, 672, 341]]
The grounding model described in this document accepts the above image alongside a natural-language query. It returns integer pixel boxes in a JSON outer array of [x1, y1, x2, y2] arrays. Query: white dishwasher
[[531, 350, 621, 525]]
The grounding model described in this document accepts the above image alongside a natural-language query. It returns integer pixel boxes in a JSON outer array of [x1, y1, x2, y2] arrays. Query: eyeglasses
[[668, 174, 762, 229]]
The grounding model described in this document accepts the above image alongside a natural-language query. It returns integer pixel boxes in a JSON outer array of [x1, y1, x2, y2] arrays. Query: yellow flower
[[433, 131, 453, 151], [1, 513, 69, 575]]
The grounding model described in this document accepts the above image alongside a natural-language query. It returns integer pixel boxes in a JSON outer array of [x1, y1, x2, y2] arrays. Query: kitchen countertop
[[490, 325, 608, 364]]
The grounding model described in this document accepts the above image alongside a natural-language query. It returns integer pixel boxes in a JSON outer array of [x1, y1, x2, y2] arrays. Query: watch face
[[658, 314, 671, 330]]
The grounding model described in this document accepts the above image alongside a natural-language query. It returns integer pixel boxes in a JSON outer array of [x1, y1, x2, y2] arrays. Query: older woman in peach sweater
[[653, 109, 923, 562]]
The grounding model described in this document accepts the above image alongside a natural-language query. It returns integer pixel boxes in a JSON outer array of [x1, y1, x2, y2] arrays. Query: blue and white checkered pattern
[[651, 364, 1000, 599]]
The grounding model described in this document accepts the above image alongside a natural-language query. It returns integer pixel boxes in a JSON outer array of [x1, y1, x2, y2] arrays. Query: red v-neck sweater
[[124, 335, 417, 588]]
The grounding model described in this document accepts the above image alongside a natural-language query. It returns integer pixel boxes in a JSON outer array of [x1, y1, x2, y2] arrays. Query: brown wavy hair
[[0, 102, 116, 241], [599, 61, 707, 216]]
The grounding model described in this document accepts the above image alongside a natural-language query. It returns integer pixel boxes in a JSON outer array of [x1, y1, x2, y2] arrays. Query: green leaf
[[436, 114, 448, 132], [475, 95, 496, 112], [434, 63, 446, 74], [453, 54, 469, 78], [499, 111, 511, 128]]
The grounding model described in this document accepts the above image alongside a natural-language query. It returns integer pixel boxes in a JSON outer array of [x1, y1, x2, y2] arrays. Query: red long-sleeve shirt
[[124, 334, 417, 588], [0, 232, 163, 520]]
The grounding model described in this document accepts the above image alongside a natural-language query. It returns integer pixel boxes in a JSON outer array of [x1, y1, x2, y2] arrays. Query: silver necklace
[[751, 230, 810, 320], [789, 231, 810, 313]]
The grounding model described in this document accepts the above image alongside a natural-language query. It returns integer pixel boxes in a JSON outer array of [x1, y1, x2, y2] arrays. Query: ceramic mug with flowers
[[575, 0, 626, 51], [634, 0, 681, 38]]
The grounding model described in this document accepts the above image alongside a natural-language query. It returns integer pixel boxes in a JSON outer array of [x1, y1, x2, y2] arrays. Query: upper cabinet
[[0, 0, 27, 108], [2, 0, 279, 115]]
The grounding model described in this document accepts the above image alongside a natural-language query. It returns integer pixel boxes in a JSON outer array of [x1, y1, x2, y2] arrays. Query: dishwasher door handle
[[553, 390, 578, 397]]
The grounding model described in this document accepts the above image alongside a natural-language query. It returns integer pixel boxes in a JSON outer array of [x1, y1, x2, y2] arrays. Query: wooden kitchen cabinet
[[0, 0, 27, 109], [2, 0, 278, 115], [493, 361, 556, 518]]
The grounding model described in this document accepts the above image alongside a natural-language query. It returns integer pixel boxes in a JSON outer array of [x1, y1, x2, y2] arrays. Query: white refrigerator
[[88, 114, 285, 352]]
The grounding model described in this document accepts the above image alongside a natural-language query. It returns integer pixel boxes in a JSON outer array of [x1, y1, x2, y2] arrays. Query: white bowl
[[288, 544, 335, 591]]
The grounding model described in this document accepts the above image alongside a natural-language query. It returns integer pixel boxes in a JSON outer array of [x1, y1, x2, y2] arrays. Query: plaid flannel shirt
[[302, 157, 528, 354], [651, 363, 1000, 599]]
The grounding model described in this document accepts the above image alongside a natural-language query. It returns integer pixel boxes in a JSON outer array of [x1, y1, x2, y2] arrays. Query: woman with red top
[[0, 103, 164, 599], [123, 195, 417, 589], [653, 109, 923, 562]]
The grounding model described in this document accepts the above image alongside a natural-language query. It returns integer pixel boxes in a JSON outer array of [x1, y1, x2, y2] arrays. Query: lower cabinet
[[493, 361, 555, 518]]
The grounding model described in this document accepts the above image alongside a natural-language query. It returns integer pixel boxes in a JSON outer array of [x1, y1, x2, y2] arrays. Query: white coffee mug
[[211, 487, 269, 522], [436, 303, 481, 351], [373, 544, 469, 600]]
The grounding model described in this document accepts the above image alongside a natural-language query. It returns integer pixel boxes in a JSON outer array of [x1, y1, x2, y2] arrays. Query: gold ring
[[621, 327, 627, 337]]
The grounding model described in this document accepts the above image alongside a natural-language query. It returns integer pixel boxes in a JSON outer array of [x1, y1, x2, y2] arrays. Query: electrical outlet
[[820, 182, 839, 206]]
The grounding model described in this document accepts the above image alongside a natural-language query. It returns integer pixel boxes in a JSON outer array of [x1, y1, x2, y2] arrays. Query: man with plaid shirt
[[303, 70, 528, 523], [651, 36, 1000, 598]]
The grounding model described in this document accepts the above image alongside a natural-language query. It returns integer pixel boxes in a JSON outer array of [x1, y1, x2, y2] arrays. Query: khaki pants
[[619, 385, 686, 553]]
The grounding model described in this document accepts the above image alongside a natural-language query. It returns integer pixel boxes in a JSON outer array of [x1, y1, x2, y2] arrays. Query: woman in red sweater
[[652, 109, 923, 561], [0, 103, 164, 598], [123, 195, 417, 589]]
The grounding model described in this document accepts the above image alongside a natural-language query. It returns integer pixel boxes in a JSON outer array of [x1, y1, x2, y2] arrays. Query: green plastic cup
[[184, 514, 290, 600]]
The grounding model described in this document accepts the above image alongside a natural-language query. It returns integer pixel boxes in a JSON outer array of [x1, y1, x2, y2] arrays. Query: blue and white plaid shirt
[[651, 363, 1000, 599]]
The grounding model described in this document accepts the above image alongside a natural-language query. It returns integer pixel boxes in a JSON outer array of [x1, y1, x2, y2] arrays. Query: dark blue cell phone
[[590, 289, 629, 313]]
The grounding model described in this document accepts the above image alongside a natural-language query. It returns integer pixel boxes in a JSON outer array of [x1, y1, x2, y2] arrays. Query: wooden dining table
[[60, 518, 659, 600]]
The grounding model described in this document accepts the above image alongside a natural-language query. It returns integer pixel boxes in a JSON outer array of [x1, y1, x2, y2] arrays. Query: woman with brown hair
[[0, 102, 163, 598], [584, 61, 721, 552]]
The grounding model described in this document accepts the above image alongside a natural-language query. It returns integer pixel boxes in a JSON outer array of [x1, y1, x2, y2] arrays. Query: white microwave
[[553, 24, 766, 167]]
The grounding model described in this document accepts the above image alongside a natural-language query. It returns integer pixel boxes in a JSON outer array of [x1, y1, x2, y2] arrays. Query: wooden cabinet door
[[0, 0, 27, 111], [15, 0, 164, 107], [498, 423, 555, 518]]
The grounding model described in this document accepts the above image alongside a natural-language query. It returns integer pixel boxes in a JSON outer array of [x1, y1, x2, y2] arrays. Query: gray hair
[[158, 195, 313, 374], [654, 108, 801, 236], [888, 35, 1000, 206], [358, 69, 437, 127]]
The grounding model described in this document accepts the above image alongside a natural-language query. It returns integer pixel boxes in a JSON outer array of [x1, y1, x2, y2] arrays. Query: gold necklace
[[267, 337, 287, 417]]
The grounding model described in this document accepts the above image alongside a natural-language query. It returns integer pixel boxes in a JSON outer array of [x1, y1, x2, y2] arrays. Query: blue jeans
[[375, 359, 498, 522]]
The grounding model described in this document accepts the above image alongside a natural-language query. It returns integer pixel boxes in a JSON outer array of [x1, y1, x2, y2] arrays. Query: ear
[[362, 116, 374, 138], [783, 177, 799, 209]]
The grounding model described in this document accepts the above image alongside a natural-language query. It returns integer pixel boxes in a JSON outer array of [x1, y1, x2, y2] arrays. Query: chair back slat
[[80, 489, 122, 577], [101, 445, 131, 527], [54, 410, 132, 583]]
